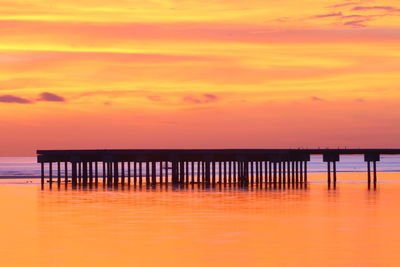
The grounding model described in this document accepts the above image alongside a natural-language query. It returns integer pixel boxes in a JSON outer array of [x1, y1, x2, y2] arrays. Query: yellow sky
[[0, 0, 400, 155]]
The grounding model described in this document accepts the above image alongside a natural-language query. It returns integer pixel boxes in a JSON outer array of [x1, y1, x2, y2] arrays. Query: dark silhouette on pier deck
[[37, 149, 400, 190]]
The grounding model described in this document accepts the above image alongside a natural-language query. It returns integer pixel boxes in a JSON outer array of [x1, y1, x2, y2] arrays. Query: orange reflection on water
[[1, 173, 400, 266]]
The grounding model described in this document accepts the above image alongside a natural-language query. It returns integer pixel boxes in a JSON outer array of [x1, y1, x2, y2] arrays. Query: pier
[[37, 149, 400, 189]]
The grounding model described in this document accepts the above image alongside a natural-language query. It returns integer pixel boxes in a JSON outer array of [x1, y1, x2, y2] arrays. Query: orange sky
[[1, 0, 400, 155]]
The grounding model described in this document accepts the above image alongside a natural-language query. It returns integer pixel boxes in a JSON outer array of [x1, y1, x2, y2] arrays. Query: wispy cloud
[[311, 12, 343, 19], [344, 19, 370, 27], [351, 6, 400, 12], [310, 96, 324, 102], [328, 2, 361, 9], [0, 94, 31, 104], [322, 2, 400, 27], [37, 92, 65, 102], [182, 93, 219, 104]]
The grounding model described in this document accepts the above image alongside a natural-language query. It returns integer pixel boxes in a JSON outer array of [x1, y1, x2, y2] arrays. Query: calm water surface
[[1, 171, 400, 266]]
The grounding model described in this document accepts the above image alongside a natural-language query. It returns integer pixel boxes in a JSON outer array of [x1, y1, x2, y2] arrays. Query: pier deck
[[37, 149, 400, 189]]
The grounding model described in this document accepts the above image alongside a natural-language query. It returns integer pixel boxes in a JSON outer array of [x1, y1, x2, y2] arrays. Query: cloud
[[37, 92, 65, 102], [0, 94, 32, 104], [320, 2, 399, 28], [204, 93, 218, 101], [310, 96, 324, 101], [342, 14, 369, 19], [311, 12, 343, 19], [147, 95, 163, 102], [182, 93, 219, 104], [328, 2, 361, 8], [2, 20, 400, 46], [351, 6, 400, 12], [344, 19, 369, 27]]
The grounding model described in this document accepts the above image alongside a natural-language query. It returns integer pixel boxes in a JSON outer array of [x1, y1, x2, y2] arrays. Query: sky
[[0, 0, 400, 156]]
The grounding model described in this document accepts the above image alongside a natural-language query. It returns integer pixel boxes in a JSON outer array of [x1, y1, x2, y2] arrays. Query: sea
[[1, 155, 400, 266]]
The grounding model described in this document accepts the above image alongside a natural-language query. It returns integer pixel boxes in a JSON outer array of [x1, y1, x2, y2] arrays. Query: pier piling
[[36, 149, 397, 189]]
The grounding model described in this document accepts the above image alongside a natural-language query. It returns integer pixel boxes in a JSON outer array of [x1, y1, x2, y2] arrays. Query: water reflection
[[3, 174, 400, 267], [33, 181, 390, 267]]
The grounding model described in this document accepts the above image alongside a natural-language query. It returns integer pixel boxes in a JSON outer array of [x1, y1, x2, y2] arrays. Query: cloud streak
[[310, 96, 324, 102], [0, 92, 66, 104], [321, 2, 400, 27], [0, 94, 31, 104], [328, 2, 362, 9], [311, 12, 343, 19], [351, 6, 400, 12], [37, 92, 65, 102], [2, 20, 400, 48], [182, 93, 219, 104]]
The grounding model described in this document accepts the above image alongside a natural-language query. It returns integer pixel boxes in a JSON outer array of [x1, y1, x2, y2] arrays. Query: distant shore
[[0, 176, 40, 179]]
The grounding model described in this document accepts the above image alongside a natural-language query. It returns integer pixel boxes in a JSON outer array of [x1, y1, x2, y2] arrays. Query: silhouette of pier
[[37, 149, 400, 190]]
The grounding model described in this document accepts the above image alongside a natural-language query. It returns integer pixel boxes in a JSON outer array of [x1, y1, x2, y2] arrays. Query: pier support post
[[83, 162, 88, 187], [264, 161, 267, 186], [364, 153, 380, 189], [273, 162, 277, 188], [299, 161, 303, 185], [233, 162, 238, 185], [191, 161, 195, 185], [78, 162, 82, 185], [327, 161, 331, 187], [64, 162, 68, 186], [291, 161, 295, 187], [159, 162, 163, 186], [285, 161, 289, 186], [133, 162, 137, 186], [106, 162, 111, 186], [269, 161, 273, 186], [212, 161, 216, 186], [49, 162, 53, 188], [146, 162, 150, 186], [256, 161, 260, 185], [139, 162, 143, 186], [89, 162, 93, 186], [164, 162, 167, 185], [304, 161, 308, 184], [205, 161, 211, 186], [223, 161, 227, 185], [151, 161, 156, 186], [244, 161, 249, 186], [185, 161, 189, 185], [250, 161, 254, 185], [333, 161, 337, 185], [179, 161, 185, 185], [121, 162, 125, 185], [323, 153, 340, 189], [57, 162, 61, 187], [71, 162, 77, 187], [127, 162, 131, 186], [278, 162, 282, 187], [113, 162, 119, 186], [373, 161, 377, 188], [41, 162, 44, 188], [172, 161, 179, 185]]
